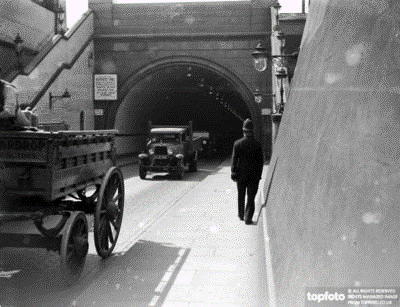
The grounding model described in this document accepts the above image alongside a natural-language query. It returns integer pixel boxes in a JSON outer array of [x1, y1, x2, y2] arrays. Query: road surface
[[0, 156, 242, 306]]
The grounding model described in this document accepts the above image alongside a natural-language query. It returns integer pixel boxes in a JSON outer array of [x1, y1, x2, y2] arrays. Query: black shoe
[[245, 220, 253, 225], [238, 215, 244, 221]]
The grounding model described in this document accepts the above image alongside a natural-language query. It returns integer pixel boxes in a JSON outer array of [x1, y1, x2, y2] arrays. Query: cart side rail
[[0, 129, 119, 202]]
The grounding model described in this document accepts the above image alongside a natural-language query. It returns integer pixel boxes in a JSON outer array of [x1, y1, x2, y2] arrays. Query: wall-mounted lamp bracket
[[54, 4, 66, 35], [252, 41, 298, 71], [13, 34, 24, 71]]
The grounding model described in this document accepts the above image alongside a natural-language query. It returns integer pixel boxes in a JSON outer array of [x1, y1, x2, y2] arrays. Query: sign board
[[0, 137, 47, 163], [94, 74, 117, 100], [94, 109, 104, 116], [261, 108, 271, 115]]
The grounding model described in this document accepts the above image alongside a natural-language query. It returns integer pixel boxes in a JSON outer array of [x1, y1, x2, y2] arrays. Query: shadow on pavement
[[0, 240, 190, 307], [64, 240, 191, 307], [0, 246, 100, 307]]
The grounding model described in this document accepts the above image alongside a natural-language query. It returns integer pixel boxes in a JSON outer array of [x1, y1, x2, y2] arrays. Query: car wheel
[[176, 161, 185, 179], [139, 166, 147, 179], [189, 152, 198, 172]]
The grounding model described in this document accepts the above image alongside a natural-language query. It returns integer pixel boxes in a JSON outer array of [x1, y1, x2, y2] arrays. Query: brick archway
[[107, 55, 265, 143]]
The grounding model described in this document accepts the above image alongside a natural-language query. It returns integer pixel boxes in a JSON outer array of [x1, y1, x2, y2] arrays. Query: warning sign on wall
[[94, 74, 117, 100]]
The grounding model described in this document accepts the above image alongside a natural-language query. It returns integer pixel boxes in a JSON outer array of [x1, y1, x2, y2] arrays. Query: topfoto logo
[[307, 291, 346, 303]]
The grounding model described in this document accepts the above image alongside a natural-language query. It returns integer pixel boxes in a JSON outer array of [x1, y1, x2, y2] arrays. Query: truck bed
[[0, 130, 117, 203], [192, 135, 203, 152]]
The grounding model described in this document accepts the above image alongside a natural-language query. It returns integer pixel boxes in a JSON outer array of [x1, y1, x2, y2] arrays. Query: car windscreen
[[150, 134, 180, 144]]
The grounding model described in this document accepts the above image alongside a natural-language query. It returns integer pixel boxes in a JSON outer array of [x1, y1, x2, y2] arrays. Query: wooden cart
[[0, 129, 124, 285]]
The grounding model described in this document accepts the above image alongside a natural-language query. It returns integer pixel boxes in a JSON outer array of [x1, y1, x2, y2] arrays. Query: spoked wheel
[[94, 167, 125, 258], [60, 212, 89, 286]]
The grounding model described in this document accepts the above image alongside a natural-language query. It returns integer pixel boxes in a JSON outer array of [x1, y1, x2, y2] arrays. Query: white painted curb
[[257, 162, 278, 307]]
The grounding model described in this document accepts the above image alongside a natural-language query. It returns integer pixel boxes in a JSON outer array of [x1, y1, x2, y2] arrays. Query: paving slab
[[139, 160, 269, 306]]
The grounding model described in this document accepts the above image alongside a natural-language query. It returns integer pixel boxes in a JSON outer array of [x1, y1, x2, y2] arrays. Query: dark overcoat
[[231, 135, 264, 182]]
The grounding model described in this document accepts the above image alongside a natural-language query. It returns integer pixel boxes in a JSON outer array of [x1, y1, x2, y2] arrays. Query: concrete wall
[[264, 0, 400, 305]]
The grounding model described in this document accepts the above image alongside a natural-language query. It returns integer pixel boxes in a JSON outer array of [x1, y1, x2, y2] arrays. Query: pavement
[[116, 155, 270, 307]]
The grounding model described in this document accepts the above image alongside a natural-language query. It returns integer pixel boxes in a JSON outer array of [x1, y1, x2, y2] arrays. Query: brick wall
[[11, 11, 95, 131], [90, 1, 273, 158], [0, 0, 54, 51]]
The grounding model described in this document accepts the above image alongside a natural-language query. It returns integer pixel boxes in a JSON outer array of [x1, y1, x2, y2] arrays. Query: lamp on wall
[[251, 41, 268, 72], [271, 2, 281, 23], [253, 88, 262, 104], [275, 30, 286, 50], [254, 89, 275, 104], [13, 34, 24, 71], [49, 89, 71, 110], [251, 40, 296, 65], [88, 52, 94, 70], [252, 40, 295, 72], [251, 41, 295, 115], [55, 4, 66, 35], [271, 1, 282, 10], [275, 66, 288, 114]]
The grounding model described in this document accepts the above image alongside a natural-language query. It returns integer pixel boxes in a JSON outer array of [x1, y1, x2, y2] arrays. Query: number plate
[[154, 155, 168, 159]]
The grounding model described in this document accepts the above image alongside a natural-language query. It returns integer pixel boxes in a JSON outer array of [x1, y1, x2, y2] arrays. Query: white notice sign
[[261, 108, 271, 115], [94, 74, 117, 100], [94, 109, 104, 116]]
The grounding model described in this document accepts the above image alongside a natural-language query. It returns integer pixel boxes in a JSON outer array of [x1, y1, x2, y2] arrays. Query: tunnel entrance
[[110, 56, 261, 156]]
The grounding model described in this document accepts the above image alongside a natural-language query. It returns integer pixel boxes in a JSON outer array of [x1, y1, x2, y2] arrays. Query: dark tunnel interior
[[115, 64, 252, 154]]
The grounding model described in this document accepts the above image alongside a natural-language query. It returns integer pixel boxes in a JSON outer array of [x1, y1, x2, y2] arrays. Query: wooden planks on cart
[[0, 129, 118, 203]]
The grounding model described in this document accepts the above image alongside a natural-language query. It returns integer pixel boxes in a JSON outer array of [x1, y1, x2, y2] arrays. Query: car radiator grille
[[154, 146, 168, 155], [153, 159, 170, 166]]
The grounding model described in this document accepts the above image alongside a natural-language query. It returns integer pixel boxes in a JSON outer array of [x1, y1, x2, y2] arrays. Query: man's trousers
[[236, 180, 259, 223]]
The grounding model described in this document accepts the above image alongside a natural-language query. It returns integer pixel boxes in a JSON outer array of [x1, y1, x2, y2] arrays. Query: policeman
[[231, 118, 264, 224]]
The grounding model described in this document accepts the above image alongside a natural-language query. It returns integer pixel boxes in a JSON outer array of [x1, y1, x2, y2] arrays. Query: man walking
[[231, 118, 264, 225]]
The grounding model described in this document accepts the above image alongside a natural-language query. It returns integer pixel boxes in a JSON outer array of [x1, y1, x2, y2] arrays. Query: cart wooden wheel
[[94, 166, 125, 258], [60, 212, 89, 286]]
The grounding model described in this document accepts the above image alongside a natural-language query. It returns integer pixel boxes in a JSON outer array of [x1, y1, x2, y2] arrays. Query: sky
[[66, 0, 306, 28]]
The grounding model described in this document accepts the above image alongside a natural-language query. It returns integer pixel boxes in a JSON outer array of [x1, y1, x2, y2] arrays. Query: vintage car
[[138, 121, 202, 179]]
